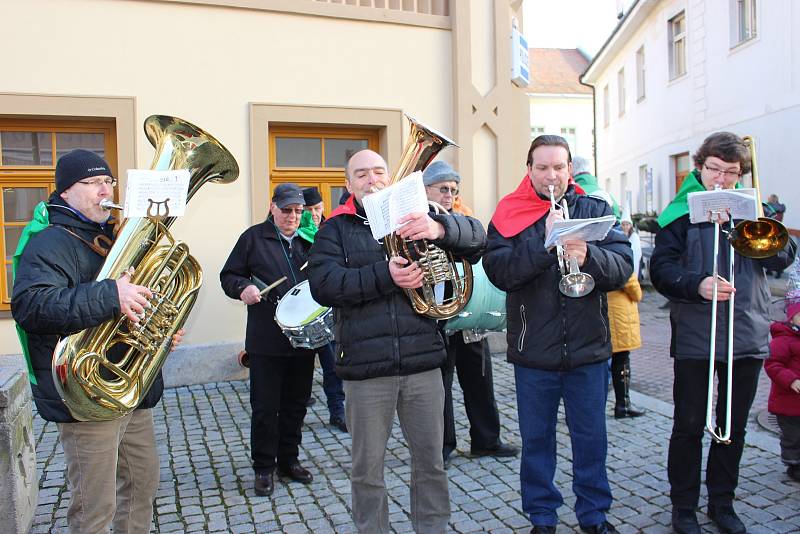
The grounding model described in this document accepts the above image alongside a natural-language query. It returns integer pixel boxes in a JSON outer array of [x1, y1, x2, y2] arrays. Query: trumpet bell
[[729, 217, 789, 259], [559, 273, 595, 298]]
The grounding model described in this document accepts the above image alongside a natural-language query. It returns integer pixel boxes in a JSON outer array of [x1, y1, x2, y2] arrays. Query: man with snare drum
[[220, 183, 316, 497], [422, 161, 518, 467]]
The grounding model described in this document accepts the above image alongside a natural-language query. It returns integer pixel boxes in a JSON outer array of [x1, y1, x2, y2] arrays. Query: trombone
[[705, 135, 788, 444], [548, 185, 595, 298]]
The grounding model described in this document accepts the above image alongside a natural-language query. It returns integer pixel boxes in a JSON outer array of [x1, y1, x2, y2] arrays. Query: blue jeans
[[319, 343, 345, 419], [514, 361, 612, 528]]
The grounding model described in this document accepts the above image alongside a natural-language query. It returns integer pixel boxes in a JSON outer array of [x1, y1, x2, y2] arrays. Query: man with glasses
[[12, 149, 182, 533], [423, 161, 518, 467], [220, 183, 316, 497], [651, 132, 796, 534]]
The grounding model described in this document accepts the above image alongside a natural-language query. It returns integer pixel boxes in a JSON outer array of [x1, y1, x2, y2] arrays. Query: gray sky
[[523, 0, 635, 57]]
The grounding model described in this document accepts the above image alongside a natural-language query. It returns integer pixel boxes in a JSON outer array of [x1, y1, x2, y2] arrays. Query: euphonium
[[52, 115, 239, 421], [384, 115, 473, 319]]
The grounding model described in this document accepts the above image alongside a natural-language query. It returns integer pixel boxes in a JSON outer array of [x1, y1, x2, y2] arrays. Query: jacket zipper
[[517, 304, 527, 352], [599, 295, 608, 344]]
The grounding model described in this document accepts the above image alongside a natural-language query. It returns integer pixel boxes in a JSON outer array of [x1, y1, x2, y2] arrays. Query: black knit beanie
[[55, 149, 113, 194]]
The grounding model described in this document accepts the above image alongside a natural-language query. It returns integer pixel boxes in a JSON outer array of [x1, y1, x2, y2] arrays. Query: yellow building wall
[[0, 0, 454, 354]]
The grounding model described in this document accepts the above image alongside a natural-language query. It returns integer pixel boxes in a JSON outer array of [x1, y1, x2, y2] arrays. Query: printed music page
[[362, 171, 429, 241], [544, 215, 617, 250], [687, 188, 757, 224], [124, 169, 190, 218]]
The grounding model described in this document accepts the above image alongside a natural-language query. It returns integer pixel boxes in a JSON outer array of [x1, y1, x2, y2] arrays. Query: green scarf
[[11, 201, 50, 385], [297, 210, 318, 243], [573, 172, 621, 220]]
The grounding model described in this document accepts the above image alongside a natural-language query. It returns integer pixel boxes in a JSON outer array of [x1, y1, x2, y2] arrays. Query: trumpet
[[548, 185, 595, 298]]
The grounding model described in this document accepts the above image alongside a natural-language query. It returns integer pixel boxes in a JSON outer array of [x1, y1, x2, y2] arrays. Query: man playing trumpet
[[484, 135, 632, 534]]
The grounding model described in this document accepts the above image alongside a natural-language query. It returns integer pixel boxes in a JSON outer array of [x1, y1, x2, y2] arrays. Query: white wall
[[591, 0, 800, 226], [529, 94, 595, 167]]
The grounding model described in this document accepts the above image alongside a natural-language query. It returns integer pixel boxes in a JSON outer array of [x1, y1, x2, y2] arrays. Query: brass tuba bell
[[52, 115, 238, 421], [383, 116, 473, 319]]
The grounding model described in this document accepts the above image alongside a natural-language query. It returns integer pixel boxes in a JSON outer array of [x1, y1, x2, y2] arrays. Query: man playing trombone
[[651, 132, 796, 534], [484, 135, 632, 534]]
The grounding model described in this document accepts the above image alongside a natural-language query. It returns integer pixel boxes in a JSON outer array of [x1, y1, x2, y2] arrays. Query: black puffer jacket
[[651, 213, 796, 361], [11, 195, 164, 423], [307, 204, 486, 380], [483, 187, 633, 371], [219, 218, 314, 357]]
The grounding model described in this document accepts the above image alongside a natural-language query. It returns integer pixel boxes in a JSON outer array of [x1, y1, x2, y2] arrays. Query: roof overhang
[[581, 0, 660, 86]]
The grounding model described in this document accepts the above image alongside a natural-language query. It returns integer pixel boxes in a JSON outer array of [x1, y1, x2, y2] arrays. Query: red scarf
[[328, 194, 357, 219], [491, 174, 585, 238]]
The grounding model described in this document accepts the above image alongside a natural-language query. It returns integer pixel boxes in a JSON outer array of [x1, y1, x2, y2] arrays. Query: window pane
[[331, 186, 349, 207], [55, 132, 106, 161], [324, 139, 369, 167], [3, 187, 49, 222], [3, 187, 48, 222], [1, 132, 52, 166], [5, 227, 24, 261], [275, 137, 322, 167], [676, 154, 692, 172], [5, 263, 12, 297]]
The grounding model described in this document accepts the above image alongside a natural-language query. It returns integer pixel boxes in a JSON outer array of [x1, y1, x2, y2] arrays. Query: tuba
[[52, 115, 239, 421], [383, 116, 473, 319]]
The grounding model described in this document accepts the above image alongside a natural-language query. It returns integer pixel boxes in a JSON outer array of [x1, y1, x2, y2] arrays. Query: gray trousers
[[344, 369, 450, 533], [777, 415, 800, 465], [58, 409, 159, 534]]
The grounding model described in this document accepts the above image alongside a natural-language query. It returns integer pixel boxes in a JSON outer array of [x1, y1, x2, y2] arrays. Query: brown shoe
[[254, 471, 274, 496], [278, 462, 313, 484]]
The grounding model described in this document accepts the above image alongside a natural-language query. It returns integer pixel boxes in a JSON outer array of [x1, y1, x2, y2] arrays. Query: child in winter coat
[[765, 301, 800, 482]]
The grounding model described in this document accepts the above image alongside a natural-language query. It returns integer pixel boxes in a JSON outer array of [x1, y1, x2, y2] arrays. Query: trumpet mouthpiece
[[99, 199, 123, 211]]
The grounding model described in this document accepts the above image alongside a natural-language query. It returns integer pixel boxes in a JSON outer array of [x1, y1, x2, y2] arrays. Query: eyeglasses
[[703, 164, 741, 178], [427, 185, 459, 196], [77, 177, 117, 187], [279, 207, 304, 216]]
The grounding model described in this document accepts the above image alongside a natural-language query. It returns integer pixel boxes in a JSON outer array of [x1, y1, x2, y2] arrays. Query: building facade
[[0, 0, 530, 380], [528, 48, 595, 168], [581, 0, 800, 228]]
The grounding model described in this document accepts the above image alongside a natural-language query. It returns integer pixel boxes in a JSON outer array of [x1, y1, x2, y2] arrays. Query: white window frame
[[560, 127, 576, 151], [669, 11, 687, 80], [603, 85, 610, 127], [636, 46, 646, 102], [531, 126, 545, 138], [617, 68, 626, 116], [731, 0, 757, 47]]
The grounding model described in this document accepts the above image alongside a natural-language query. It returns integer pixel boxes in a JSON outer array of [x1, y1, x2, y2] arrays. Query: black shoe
[[470, 442, 519, 458], [614, 405, 646, 418], [671, 508, 700, 534], [580, 521, 618, 534], [530, 526, 556, 534], [254, 471, 274, 497], [708, 504, 746, 534], [278, 462, 313, 484], [305, 397, 316, 407], [788, 465, 800, 482], [329, 415, 348, 433]]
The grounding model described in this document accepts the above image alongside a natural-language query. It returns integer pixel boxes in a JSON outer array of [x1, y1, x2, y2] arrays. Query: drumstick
[[258, 262, 309, 297]]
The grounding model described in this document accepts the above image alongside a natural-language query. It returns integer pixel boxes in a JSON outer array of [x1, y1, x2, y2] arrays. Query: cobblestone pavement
[[30, 347, 800, 533]]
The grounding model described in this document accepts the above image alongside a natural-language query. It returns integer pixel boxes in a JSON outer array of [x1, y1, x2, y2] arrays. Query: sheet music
[[687, 188, 758, 224], [544, 215, 617, 250], [123, 169, 190, 218], [362, 171, 430, 241]]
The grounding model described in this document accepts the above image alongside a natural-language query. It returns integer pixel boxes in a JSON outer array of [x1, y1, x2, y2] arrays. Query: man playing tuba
[[307, 149, 485, 533], [12, 149, 181, 534]]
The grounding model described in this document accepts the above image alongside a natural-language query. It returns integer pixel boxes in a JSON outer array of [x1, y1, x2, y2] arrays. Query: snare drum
[[274, 280, 334, 349], [445, 259, 506, 334]]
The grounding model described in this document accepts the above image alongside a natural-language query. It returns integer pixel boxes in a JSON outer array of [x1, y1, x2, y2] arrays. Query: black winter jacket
[[651, 213, 796, 361], [219, 218, 315, 357], [307, 204, 486, 380], [483, 187, 633, 371], [11, 195, 165, 422]]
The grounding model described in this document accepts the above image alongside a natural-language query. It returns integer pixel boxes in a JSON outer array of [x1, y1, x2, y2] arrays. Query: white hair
[[572, 156, 592, 175]]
